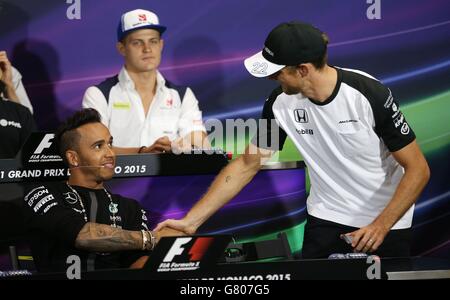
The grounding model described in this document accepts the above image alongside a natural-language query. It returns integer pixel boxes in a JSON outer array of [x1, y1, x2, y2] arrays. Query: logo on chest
[[293, 109, 309, 123], [293, 109, 314, 135], [64, 192, 79, 205]]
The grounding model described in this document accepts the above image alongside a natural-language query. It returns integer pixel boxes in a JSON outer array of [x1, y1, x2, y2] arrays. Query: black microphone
[[71, 165, 106, 169]]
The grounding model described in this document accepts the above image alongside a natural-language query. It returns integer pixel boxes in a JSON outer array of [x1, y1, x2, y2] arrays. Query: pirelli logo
[[294, 109, 309, 123]]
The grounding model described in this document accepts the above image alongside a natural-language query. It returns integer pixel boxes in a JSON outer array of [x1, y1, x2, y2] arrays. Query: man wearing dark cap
[[82, 9, 207, 154], [155, 22, 430, 259]]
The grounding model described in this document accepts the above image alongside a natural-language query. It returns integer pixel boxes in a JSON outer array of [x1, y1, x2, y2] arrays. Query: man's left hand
[[344, 221, 390, 253]]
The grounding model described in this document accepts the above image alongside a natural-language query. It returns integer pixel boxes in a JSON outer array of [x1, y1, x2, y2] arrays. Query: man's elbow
[[408, 158, 431, 187], [241, 154, 263, 174], [421, 160, 431, 186]]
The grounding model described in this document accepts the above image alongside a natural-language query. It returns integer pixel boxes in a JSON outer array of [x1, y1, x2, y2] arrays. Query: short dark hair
[[309, 33, 329, 70], [55, 108, 101, 164]]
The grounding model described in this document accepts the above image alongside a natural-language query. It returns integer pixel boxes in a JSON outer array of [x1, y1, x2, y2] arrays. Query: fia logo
[[293, 109, 309, 123], [34, 134, 55, 154]]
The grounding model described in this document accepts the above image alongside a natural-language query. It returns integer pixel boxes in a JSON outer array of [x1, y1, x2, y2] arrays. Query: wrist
[[183, 216, 199, 235], [141, 230, 156, 250], [138, 146, 147, 154], [373, 217, 392, 233]]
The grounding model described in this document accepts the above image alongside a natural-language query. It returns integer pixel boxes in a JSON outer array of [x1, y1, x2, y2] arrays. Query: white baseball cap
[[117, 9, 166, 41]]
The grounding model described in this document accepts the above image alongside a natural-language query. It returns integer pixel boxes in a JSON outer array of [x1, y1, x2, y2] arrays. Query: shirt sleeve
[[251, 87, 287, 151], [367, 85, 416, 152], [177, 87, 207, 138], [82, 86, 110, 127], [12, 67, 34, 114], [18, 106, 37, 148], [24, 185, 86, 247]]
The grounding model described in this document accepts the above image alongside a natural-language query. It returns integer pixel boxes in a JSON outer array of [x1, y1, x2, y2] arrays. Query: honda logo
[[294, 109, 309, 123]]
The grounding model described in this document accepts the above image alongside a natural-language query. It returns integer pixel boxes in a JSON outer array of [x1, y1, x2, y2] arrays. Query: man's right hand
[[141, 136, 172, 153], [154, 226, 187, 242], [154, 218, 197, 236]]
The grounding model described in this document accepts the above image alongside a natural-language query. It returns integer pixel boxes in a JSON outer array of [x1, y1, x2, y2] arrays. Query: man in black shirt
[[24, 108, 180, 272], [0, 80, 36, 159]]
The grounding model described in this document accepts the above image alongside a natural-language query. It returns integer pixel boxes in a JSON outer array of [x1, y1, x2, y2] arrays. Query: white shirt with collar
[[2, 67, 34, 114], [82, 68, 206, 147]]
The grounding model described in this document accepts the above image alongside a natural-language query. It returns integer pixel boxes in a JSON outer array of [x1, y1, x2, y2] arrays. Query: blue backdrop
[[0, 0, 449, 258]]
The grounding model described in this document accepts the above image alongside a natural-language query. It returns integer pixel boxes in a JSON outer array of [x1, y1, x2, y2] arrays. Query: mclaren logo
[[294, 109, 309, 123]]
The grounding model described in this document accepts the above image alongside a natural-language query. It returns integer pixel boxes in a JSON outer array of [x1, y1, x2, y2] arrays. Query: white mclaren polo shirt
[[82, 68, 206, 147], [253, 67, 416, 229]]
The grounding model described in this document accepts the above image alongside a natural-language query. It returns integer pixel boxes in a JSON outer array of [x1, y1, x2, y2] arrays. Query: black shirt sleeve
[[24, 184, 86, 247], [18, 106, 37, 147], [251, 86, 288, 151], [368, 86, 416, 152], [341, 70, 416, 152]]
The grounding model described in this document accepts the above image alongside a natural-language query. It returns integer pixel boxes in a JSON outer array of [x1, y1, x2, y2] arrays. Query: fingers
[[153, 219, 173, 232], [0, 51, 11, 67], [0, 51, 13, 84], [160, 227, 186, 236], [148, 136, 172, 153], [352, 231, 382, 253]]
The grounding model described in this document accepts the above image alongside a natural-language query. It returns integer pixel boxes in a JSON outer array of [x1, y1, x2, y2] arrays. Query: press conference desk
[[6, 257, 450, 280]]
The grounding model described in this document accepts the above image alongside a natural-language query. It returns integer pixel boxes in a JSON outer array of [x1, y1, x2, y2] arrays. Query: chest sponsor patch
[[113, 102, 131, 110]]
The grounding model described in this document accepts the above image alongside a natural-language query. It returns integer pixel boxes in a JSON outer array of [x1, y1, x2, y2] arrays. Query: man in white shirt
[[82, 9, 207, 154], [0, 50, 34, 113], [154, 21, 430, 259]]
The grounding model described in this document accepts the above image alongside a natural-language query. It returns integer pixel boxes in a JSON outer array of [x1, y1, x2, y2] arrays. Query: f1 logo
[[162, 237, 214, 262], [163, 237, 192, 262], [294, 109, 309, 123], [35, 134, 55, 154]]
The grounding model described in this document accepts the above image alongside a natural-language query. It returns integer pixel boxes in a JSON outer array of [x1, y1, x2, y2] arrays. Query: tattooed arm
[[74, 223, 145, 252], [75, 223, 186, 253], [154, 144, 274, 235]]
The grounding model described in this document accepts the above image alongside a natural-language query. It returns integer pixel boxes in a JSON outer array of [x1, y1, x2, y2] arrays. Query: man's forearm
[[75, 223, 143, 252], [113, 146, 140, 155], [185, 154, 261, 231], [374, 164, 430, 230]]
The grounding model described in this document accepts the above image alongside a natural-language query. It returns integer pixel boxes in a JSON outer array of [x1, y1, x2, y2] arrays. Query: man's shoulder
[[163, 79, 189, 99], [24, 182, 66, 197], [91, 75, 121, 101], [263, 86, 284, 107], [338, 67, 388, 96]]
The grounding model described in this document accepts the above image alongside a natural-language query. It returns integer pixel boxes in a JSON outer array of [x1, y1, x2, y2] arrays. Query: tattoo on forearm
[[225, 176, 231, 183], [75, 223, 142, 252]]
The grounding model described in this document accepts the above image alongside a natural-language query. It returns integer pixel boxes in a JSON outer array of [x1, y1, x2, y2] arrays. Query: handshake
[[154, 217, 196, 237]]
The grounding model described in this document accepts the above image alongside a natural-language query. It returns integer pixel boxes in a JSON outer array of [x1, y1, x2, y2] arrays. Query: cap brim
[[118, 25, 167, 41], [244, 51, 285, 78]]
